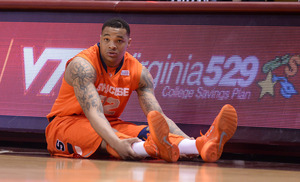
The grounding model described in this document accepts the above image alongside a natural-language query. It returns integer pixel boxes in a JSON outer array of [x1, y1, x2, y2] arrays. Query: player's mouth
[[107, 51, 118, 57]]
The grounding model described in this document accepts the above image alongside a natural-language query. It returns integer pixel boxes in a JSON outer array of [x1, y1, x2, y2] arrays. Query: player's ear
[[128, 37, 132, 47]]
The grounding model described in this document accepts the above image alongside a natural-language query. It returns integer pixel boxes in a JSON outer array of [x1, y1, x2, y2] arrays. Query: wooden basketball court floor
[[0, 147, 299, 182]]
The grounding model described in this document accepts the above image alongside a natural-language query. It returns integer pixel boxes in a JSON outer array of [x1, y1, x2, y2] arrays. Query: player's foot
[[196, 104, 238, 162], [145, 111, 179, 162], [144, 134, 159, 158]]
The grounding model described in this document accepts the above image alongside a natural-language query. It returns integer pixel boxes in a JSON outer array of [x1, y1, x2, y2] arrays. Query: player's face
[[100, 27, 131, 67]]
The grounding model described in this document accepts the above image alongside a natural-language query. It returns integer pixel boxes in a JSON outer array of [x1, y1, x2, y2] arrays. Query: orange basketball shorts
[[45, 115, 184, 158]]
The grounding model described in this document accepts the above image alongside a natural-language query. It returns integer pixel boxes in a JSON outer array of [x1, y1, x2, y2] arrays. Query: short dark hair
[[102, 17, 130, 36]]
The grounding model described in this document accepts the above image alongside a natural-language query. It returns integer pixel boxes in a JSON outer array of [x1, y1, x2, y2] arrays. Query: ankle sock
[[132, 141, 149, 157], [178, 139, 199, 155]]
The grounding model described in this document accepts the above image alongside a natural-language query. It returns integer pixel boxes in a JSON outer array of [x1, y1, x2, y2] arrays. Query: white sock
[[132, 141, 150, 157], [178, 139, 199, 155]]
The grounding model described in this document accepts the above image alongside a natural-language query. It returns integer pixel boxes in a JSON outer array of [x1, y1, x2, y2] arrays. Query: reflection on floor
[[0, 147, 300, 182]]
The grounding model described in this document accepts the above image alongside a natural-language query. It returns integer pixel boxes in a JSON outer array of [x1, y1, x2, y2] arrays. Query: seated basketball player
[[45, 17, 238, 162]]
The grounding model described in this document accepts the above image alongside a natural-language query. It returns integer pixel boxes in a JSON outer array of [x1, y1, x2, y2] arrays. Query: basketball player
[[45, 17, 238, 162]]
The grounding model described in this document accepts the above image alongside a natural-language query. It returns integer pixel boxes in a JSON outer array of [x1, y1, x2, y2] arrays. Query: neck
[[100, 56, 124, 74], [104, 60, 121, 68]]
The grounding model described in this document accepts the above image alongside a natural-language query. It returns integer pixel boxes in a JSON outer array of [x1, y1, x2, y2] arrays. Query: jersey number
[[99, 96, 120, 115], [56, 139, 65, 151]]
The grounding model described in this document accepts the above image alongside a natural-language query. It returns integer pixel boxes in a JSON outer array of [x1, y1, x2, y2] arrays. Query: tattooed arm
[[65, 57, 141, 160], [136, 66, 190, 139]]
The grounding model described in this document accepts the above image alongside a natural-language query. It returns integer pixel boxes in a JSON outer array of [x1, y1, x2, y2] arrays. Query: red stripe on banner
[[0, 38, 13, 83]]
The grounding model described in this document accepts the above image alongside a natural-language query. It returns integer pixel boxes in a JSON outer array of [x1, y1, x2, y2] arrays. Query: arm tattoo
[[138, 66, 154, 91], [137, 67, 162, 114], [67, 58, 105, 119], [137, 66, 190, 138]]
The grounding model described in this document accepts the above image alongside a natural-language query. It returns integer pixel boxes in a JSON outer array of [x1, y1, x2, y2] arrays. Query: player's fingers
[[126, 138, 144, 160], [122, 147, 143, 161], [128, 152, 144, 160], [127, 137, 142, 144]]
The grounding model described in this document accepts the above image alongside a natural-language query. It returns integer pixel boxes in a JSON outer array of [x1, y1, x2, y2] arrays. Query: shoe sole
[[147, 111, 179, 162], [201, 104, 238, 162]]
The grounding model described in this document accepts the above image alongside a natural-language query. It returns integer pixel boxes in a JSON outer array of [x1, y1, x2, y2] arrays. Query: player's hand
[[114, 138, 144, 160]]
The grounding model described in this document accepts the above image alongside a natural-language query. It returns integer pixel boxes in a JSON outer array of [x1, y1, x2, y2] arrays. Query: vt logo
[[23, 47, 83, 94], [258, 54, 299, 99]]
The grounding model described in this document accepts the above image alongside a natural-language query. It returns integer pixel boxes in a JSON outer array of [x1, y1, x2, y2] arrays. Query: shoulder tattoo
[[139, 66, 154, 92], [67, 58, 100, 113]]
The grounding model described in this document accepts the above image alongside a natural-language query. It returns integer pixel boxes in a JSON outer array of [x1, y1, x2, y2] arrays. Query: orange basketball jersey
[[47, 43, 143, 122]]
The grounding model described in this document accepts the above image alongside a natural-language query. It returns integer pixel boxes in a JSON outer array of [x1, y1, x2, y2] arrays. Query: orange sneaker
[[196, 104, 238, 162], [145, 111, 179, 162], [144, 134, 159, 158]]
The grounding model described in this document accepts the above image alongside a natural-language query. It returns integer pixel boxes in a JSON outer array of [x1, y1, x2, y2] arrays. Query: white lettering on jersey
[[96, 83, 129, 97]]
